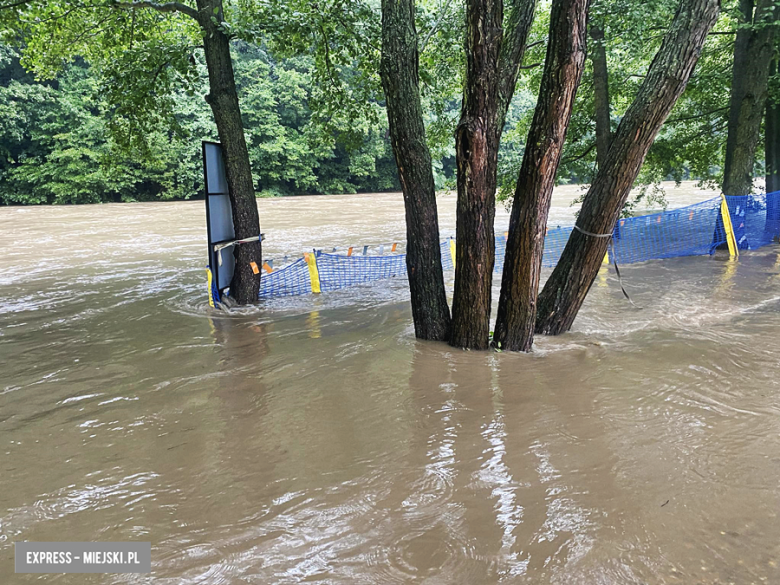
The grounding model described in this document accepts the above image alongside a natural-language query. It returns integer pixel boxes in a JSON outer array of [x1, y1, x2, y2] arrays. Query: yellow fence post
[[720, 194, 739, 258], [206, 267, 216, 308], [304, 252, 321, 294], [449, 239, 456, 267]]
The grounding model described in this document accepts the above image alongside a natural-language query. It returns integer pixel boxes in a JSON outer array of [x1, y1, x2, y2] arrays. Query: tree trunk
[[450, 0, 504, 350], [380, 0, 451, 341], [450, 0, 538, 350], [535, 0, 720, 336], [590, 22, 612, 170], [766, 57, 780, 192], [766, 57, 780, 236], [722, 0, 777, 196], [498, 0, 539, 128], [196, 0, 262, 304], [492, 0, 589, 352]]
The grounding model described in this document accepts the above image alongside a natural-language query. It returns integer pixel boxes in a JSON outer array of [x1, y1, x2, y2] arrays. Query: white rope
[[214, 235, 262, 266], [573, 223, 641, 309], [573, 224, 613, 238]]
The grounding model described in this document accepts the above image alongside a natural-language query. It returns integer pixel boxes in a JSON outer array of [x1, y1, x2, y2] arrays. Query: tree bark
[[722, 0, 777, 196], [450, 0, 536, 350], [498, 0, 538, 127], [492, 0, 589, 352], [766, 56, 780, 236], [380, 0, 451, 340], [196, 0, 262, 304], [590, 22, 612, 170], [535, 0, 720, 336], [765, 57, 779, 192], [450, 0, 504, 350]]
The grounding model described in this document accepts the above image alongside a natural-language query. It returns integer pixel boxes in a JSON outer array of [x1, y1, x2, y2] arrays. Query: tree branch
[[519, 61, 541, 69], [666, 106, 728, 124], [317, 20, 338, 89], [0, 0, 32, 10], [110, 0, 197, 20], [420, 0, 454, 53], [561, 141, 596, 164], [683, 119, 728, 142]]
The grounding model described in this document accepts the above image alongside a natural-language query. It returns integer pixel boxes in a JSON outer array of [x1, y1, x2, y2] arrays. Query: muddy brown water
[[1, 183, 780, 584]]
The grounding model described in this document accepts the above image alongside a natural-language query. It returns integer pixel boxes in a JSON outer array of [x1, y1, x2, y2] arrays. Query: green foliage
[[0, 42, 401, 204], [0, 55, 207, 204], [0, 0, 770, 207], [496, 0, 756, 211], [243, 0, 384, 149]]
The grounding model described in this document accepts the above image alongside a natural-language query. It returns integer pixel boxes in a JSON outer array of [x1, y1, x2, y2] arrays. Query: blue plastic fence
[[207, 191, 780, 304]]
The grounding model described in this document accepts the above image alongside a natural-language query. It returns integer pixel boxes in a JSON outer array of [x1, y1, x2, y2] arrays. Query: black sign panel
[[203, 141, 235, 293]]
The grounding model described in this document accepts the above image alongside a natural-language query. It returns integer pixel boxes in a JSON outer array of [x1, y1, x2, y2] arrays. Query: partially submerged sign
[[203, 141, 235, 300]]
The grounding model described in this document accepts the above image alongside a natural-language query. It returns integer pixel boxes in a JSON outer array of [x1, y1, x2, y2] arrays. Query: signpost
[[203, 141, 235, 302]]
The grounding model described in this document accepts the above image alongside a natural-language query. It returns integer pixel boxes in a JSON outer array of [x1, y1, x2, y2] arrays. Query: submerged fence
[[207, 192, 780, 305]]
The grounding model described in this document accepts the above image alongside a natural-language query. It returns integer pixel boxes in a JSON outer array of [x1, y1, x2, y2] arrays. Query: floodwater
[[1, 182, 780, 584]]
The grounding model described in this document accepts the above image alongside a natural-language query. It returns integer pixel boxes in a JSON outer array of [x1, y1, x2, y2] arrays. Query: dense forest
[[0, 0, 772, 207], [0, 43, 406, 204]]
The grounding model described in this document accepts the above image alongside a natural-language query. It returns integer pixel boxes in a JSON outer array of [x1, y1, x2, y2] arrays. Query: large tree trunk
[[380, 0, 451, 341], [590, 22, 612, 169], [450, 0, 504, 350], [449, 0, 536, 349], [722, 0, 777, 195], [535, 0, 720, 336], [492, 0, 589, 352], [196, 0, 262, 304]]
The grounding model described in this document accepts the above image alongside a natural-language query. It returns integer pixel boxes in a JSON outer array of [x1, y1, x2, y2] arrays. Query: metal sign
[[203, 141, 235, 294]]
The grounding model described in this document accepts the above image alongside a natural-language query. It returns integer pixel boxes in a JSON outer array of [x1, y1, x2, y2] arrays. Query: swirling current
[[1, 184, 779, 584]]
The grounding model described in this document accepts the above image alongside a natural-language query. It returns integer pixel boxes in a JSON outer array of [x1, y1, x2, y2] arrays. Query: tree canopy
[[0, 0, 777, 207]]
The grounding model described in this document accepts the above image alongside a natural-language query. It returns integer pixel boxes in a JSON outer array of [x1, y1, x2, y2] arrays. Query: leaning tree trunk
[[450, 0, 505, 350], [196, 0, 262, 304], [497, 0, 538, 129], [722, 0, 777, 196], [492, 0, 589, 352], [535, 0, 721, 336], [590, 22, 612, 169], [380, 0, 451, 341]]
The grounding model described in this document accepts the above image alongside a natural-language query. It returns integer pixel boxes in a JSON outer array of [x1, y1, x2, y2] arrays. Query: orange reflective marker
[[250, 261, 260, 275], [347, 247, 353, 256], [689, 211, 694, 221], [657, 216, 662, 223], [391, 243, 398, 252], [262, 262, 273, 273]]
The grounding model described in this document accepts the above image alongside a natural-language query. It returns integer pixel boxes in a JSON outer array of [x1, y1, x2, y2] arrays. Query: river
[[1, 183, 779, 583]]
